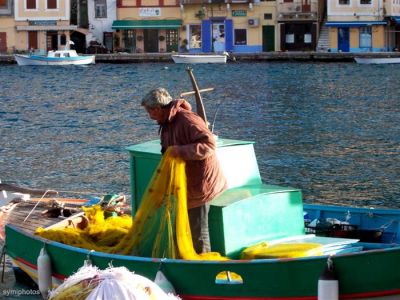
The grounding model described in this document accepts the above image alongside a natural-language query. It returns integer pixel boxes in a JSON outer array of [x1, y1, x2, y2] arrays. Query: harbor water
[[0, 61, 399, 297]]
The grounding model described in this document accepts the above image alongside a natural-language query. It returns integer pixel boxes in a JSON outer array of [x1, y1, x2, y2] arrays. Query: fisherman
[[141, 87, 227, 254]]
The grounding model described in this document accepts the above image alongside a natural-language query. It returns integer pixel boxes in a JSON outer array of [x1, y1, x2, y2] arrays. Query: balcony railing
[[278, 0, 318, 14]]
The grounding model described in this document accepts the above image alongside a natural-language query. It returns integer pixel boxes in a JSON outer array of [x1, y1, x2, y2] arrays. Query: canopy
[[325, 21, 387, 27], [112, 20, 182, 30], [390, 17, 400, 24]]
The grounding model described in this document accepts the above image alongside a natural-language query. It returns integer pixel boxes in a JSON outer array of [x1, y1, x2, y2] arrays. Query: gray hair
[[141, 88, 173, 108]]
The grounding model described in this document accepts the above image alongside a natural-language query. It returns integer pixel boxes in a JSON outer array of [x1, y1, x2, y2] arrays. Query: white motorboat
[[14, 49, 95, 66], [171, 53, 228, 64], [354, 56, 400, 64]]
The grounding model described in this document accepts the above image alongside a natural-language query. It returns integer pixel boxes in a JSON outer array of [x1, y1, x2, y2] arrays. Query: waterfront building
[[3, 0, 400, 54], [0, 0, 14, 53], [179, 0, 278, 53], [277, 0, 324, 51], [384, 1, 400, 50], [14, 0, 80, 52], [181, 0, 277, 53], [111, 0, 182, 53], [87, 0, 117, 52], [326, 0, 387, 52]]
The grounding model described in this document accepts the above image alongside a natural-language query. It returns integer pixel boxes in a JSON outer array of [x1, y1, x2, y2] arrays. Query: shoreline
[[2, 51, 400, 64]]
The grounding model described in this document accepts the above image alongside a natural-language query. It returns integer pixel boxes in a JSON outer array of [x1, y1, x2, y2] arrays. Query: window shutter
[[27, 0, 36, 9], [225, 19, 233, 51], [201, 20, 212, 52], [48, 0, 57, 9]]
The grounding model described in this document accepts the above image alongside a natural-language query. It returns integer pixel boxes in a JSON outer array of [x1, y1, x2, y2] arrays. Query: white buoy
[[37, 246, 52, 299], [318, 256, 338, 300]]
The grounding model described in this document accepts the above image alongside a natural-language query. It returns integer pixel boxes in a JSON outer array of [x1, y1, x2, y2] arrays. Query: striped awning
[[112, 20, 182, 29], [325, 21, 387, 27]]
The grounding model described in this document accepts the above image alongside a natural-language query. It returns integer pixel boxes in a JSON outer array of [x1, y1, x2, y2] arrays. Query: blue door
[[338, 27, 350, 52]]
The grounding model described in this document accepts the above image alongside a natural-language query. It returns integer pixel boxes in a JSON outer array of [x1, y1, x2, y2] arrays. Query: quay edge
[[2, 52, 400, 64]]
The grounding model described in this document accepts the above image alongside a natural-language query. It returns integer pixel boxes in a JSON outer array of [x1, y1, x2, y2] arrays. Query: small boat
[[4, 73, 400, 298], [171, 53, 228, 64], [354, 56, 400, 64], [14, 49, 95, 66], [5, 138, 400, 299]]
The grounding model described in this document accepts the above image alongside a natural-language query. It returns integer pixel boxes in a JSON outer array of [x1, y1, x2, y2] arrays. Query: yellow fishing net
[[241, 241, 323, 259], [36, 148, 225, 260]]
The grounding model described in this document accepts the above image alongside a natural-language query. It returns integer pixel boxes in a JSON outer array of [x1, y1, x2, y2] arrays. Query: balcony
[[277, 0, 318, 20]]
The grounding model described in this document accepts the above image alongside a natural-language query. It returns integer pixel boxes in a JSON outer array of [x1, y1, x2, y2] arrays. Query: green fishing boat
[[4, 138, 400, 299]]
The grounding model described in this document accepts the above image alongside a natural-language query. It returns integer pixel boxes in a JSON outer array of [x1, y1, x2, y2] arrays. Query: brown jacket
[[159, 100, 227, 209]]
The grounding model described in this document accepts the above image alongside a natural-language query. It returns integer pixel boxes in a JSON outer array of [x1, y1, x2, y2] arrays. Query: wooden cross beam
[[179, 67, 214, 127]]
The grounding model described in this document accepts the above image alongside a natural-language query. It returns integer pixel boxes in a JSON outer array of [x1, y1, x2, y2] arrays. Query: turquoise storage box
[[127, 139, 305, 258]]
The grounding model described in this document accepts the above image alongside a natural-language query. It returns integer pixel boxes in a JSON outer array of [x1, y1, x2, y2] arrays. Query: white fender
[[318, 257, 338, 300], [154, 270, 175, 294], [37, 247, 52, 299]]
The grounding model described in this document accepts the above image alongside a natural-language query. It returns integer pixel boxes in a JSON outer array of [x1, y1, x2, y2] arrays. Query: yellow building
[[14, 0, 78, 52], [112, 0, 277, 53], [180, 0, 278, 53], [326, 0, 387, 52], [112, 0, 182, 53], [179, 0, 277, 53], [0, 0, 15, 53]]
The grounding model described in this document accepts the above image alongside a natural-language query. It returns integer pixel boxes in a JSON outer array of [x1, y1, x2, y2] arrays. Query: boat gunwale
[[6, 223, 400, 266]]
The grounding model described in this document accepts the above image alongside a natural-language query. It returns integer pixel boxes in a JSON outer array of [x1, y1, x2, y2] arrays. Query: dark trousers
[[188, 203, 211, 254]]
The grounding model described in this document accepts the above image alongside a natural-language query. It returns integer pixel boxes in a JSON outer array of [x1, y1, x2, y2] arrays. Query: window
[[95, 0, 107, 18], [338, 0, 350, 4], [189, 25, 201, 49], [26, 0, 36, 9], [360, 0, 371, 4], [47, 0, 57, 9], [264, 13, 272, 20], [234, 29, 247, 45], [359, 27, 372, 48], [286, 33, 294, 43], [166, 29, 179, 52]]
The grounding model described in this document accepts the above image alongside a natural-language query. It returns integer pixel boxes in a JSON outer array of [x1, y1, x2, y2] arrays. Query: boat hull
[[6, 220, 400, 300], [14, 54, 95, 66], [354, 57, 400, 64], [172, 54, 227, 64]]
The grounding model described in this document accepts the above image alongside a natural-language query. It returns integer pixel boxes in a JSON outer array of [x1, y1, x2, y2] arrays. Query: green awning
[[112, 20, 182, 29]]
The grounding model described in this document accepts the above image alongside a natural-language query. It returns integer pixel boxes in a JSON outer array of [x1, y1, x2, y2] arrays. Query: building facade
[[87, 0, 117, 52], [277, 0, 324, 51], [14, 0, 79, 52], [0, 0, 15, 53], [326, 0, 387, 52], [3, 0, 400, 53], [112, 0, 181, 53], [179, 0, 278, 53]]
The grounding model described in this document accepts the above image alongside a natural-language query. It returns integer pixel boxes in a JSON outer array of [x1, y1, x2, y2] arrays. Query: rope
[[23, 190, 59, 223], [42, 189, 106, 196]]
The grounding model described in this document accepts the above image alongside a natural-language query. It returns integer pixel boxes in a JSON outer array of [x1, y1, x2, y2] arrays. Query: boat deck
[[1, 198, 86, 235]]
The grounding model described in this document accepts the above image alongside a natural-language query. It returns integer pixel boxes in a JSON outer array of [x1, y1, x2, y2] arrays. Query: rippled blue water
[[1, 62, 399, 209]]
